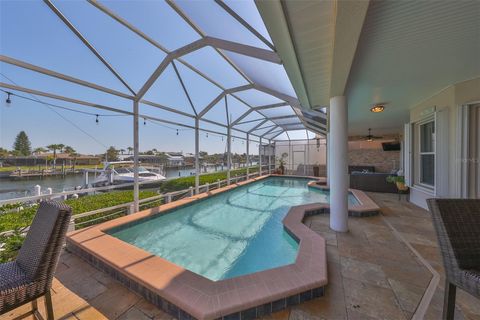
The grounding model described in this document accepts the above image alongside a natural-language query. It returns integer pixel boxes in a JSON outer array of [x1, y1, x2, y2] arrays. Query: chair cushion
[[0, 261, 28, 293], [460, 269, 480, 298]]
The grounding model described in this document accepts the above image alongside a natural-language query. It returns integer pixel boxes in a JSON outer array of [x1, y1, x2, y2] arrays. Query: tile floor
[[1, 193, 479, 320]]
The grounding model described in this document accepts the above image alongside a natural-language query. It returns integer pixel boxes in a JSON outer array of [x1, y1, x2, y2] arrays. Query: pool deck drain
[[66, 175, 380, 320]]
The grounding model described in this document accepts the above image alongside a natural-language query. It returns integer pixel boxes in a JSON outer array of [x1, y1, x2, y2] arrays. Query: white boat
[[92, 161, 166, 186]]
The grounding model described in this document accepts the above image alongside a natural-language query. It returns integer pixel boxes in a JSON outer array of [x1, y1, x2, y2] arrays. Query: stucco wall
[[409, 77, 480, 207]]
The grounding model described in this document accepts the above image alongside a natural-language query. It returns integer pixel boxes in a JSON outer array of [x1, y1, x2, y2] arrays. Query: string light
[[5, 92, 11, 105], [176, 129, 179, 136], [95, 114, 99, 124], [143, 118, 147, 125]]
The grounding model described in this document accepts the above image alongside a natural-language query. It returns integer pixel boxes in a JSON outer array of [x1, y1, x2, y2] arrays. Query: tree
[[46, 144, 63, 168], [105, 146, 119, 161], [33, 147, 47, 154], [127, 147, 133, 154], [119, 149, 126, 155], [63, 146, 76, 155], [0, 147, 9, 158], [157, 152, 169, 164], [12, 131, 31, 156]]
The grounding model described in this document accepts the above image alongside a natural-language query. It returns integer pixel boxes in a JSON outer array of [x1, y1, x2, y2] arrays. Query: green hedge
[[0, 190, 160, 262], [159, 166, 259, 193], [0, 190, 159, 234]]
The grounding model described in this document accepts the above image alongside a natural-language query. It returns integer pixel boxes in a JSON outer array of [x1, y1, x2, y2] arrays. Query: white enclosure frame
[[0, 0, 328, 210]]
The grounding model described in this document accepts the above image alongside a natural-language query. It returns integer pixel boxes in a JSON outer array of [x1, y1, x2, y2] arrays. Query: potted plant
[[386, 175, 408, 191], [277, 158, 286, 175]]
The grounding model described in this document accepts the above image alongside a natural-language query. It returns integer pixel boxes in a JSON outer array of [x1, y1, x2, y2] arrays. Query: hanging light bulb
[[96, 114, 99, 124], [222, 136, 224, 141], [5, 92, 11, 105], [206, 133, 209, 138], [143, 118, 146, 125], [176, 129, 179, 136]]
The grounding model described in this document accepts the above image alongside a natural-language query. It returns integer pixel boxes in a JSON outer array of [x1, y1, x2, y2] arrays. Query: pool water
[[109, 177, 358, 281]]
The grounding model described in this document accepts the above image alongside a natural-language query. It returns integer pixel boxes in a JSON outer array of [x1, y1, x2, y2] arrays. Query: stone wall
[[348, 135, 401, 173]]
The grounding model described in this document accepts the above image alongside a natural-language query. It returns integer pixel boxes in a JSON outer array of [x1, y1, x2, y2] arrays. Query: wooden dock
[[8, 169, 81, 179]]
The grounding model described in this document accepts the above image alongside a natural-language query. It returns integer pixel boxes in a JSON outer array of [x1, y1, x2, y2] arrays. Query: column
[[268, 141, 272, 174], [133, 101, 140, 212], [326, 133, 331, 186], [329, 96, 348, 232], [246, 133, 250, 178], [195, 118, 200, 194], [227, 126, 231, 184], [259, 137, 262, 175]]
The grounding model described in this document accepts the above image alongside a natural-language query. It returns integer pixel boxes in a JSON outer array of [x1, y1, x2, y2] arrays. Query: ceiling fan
[[364, 128, 383, 141]]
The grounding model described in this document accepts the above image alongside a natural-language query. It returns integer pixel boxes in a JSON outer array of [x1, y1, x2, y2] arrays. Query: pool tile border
[[66, 175, 379, 320]]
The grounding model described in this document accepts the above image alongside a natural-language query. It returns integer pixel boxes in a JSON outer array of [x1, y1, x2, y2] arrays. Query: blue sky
[[0, 0, 295, 155]]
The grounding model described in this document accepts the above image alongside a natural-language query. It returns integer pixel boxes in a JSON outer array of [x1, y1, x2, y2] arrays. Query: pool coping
[[66, 175, 379, 320]]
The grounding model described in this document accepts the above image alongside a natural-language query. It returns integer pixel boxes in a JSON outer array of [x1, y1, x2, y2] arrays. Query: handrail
[[0, 179, 161, 206]]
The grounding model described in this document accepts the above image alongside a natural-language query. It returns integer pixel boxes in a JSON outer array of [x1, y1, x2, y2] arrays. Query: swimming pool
[[108, 176, 358, 281]]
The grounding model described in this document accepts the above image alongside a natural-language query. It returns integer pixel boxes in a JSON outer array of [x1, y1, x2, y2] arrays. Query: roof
[[0, 1, 325, 141]]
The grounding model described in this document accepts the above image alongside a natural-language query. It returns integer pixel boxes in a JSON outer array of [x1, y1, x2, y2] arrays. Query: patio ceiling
[[258, 0, 480, 135], [0, 0, 326, 141]]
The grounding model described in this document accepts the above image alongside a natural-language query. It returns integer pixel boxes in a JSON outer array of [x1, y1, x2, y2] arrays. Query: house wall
[[408, 77, 480, 209]]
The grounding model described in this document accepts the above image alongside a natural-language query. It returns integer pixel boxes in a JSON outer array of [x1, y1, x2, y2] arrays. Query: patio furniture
[[0, 200, 72, 319], [349, 172, 398, 193], [427, 199, 480, 320]]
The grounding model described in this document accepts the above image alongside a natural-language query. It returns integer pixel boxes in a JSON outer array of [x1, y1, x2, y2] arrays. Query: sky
[[0, 0, 303, 155]]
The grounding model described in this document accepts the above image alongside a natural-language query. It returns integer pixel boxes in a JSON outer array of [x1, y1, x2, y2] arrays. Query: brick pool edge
[[66, 175, 380, 320]]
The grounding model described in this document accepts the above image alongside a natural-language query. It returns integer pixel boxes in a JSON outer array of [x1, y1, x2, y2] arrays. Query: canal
[[0, 163, 253, 201]]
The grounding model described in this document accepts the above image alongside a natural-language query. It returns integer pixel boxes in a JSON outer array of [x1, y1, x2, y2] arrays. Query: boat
[[91, 161, 166, 187]]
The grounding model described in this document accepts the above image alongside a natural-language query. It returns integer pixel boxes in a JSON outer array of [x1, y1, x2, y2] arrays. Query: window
[[419, 120, 435, 186]]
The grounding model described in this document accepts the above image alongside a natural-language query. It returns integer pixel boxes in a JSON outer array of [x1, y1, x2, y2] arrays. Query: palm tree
[[127, 147, 133, 154], [63, 146, 76, 155], [119, 149, 126, 155], [46, 144, 63, 168], [33, 147, 47, 155]]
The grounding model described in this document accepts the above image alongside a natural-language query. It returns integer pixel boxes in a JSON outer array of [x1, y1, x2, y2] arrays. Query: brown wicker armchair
[[427, 199, 480, 320], [0, 201, 72, 319]]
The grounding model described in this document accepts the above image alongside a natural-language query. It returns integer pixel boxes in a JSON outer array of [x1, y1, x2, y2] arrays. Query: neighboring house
[[183, 153, 203, 165], [165, 153, 185, 166]]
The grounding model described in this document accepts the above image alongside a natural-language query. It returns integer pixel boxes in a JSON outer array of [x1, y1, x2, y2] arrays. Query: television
[[382, 142, 401, 151]]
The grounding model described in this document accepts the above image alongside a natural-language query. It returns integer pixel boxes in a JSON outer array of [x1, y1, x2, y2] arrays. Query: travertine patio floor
[[2, 193, 479, 320]]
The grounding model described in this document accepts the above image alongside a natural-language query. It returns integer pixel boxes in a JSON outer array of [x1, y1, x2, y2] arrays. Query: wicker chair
[[0, 201, 72, 319], [427, 199, 480, 320]]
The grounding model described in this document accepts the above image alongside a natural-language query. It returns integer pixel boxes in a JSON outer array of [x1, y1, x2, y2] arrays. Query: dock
[[7, 169, 81, 179]]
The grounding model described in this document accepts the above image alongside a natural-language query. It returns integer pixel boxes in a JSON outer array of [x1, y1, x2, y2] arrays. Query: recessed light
[[370, 104, 385, 113]]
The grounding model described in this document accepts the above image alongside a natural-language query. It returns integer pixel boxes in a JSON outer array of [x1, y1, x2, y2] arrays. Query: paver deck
[[1, 192, 479, 320]]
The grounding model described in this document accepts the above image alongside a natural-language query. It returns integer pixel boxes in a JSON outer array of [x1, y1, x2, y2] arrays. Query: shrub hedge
[[159, 166, 259, 193]]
